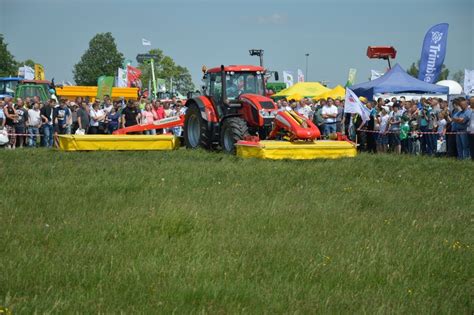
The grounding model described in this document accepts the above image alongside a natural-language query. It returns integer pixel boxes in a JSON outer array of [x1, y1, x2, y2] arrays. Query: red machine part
[[112, 115, 184, 135], [239, 94, 278, 127], [366, 46, 397, 59], [267, 110, 321, 141]]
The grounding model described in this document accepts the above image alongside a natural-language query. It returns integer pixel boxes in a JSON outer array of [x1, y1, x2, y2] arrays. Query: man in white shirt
[[27, 102, 42, 147], [322, 97, 338, 136]]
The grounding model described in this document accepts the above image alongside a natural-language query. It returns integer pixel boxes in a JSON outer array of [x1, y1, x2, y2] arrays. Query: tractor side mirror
[[186, 91, 194, 99], [274, 71, 279, 81]]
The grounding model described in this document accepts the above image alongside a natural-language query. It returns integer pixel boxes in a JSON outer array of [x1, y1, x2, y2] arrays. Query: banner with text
[[418, 23, 449, 83]]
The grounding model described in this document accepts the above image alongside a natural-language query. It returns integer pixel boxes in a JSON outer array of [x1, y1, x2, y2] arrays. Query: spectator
[[89, 102, 106, 134], [468, 97, 474, 160], [107, 104, 121, 134], [152, 101, 165, 120], [0, 101, 5, 129], [4, 97, 18, 149], [121, 101, 141, 129], [297, 98, 312, 119], [102, 96, 113, 114], [418, 101, 434, 155], [365, 101, 377, 153], [322, 98, 338, 136], [388, 103, 402, 154], [41, 99, 55, 147], [54, 99, 72, 135], [141, 103, 156, 135], [335, 98, 344, 132], [77, 102, 90, 134], [27, 102, 42, 147], [451, 98, 471, 159], [70, 103, 79, 134], [15, 98, 28, 148], [376, 106, 390, 153]]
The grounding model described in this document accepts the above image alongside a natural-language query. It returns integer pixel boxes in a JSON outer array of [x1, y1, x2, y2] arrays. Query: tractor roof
[[206, 65, 265, 73]]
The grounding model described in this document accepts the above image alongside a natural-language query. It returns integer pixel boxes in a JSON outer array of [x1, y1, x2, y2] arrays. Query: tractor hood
[[238, 94, 278, 111]]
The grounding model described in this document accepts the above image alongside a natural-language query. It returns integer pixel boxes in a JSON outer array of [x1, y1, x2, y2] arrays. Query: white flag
[[142, 38, 151, 46], [297, 69, 305, 82], [117, 68, 127, 87], [344, 88, 371, 122], [283, 70, 294, 88], [464, 69, 474, 94], [18, 66, 35, 80], [370, 70, 384, 81]]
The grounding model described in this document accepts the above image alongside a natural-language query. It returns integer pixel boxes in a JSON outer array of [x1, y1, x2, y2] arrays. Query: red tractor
[[184, 65, 281, 153]]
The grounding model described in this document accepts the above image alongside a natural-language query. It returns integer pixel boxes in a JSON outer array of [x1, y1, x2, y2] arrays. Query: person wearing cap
[[376, 106, 390, 153], [322, 97, 338, 136]]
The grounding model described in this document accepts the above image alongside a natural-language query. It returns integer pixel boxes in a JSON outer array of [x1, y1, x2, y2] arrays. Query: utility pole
[[305, 53, 309, 81]]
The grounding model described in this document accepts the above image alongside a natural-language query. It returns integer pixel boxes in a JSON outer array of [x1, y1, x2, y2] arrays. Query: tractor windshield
[[225, 72, 264, 99], [0, 80, 19, 96]]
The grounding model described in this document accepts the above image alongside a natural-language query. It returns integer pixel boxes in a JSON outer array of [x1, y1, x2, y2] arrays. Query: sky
[[1, 0, 473, 88]]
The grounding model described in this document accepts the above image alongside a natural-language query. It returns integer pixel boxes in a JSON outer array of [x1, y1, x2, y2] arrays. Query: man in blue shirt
[[452, 99, 471, 159]]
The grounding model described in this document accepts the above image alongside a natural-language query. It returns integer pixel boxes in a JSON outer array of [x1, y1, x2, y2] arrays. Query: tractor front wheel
[[184, 104, 212, 149], [220, 117, 249, 154]]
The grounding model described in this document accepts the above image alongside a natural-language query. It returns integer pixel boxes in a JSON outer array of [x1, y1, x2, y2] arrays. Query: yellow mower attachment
[[236, 140, 357, 160]]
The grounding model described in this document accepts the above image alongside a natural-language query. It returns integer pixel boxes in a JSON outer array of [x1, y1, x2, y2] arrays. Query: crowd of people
[[275, 95, 474, 160], [1, 93, 473, 160], [0, 95, 186, 149]]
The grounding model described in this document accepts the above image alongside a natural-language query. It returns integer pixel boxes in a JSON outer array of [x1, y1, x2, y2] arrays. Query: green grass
[[0, 149, 472, 314]]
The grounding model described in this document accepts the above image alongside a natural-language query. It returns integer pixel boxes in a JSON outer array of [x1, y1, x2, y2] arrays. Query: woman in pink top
[[142, 103, 156, 135]]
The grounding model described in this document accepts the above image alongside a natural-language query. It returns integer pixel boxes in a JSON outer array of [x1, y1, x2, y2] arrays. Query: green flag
[[345, 68, 357, 87], [97, 76, 114, 99]]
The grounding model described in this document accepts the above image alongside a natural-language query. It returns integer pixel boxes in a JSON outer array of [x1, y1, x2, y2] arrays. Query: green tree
[[407, 59, 449, 81], [19, 59, 36, 68], [138, 48, 194, 96], [73, 32, 124, 86], [0, 34, 18, 77], [451, 70, 464, 85]]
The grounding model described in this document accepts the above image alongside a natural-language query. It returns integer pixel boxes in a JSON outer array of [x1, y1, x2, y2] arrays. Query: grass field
[[0, 149, 472, 314]]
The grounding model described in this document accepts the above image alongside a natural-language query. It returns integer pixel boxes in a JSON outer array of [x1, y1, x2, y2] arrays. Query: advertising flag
[[283, 70, 294, 88], [142, 38, 151, 46], [18, 66, 35, 80], [34, 64, 45, 80], [117, 68, 127, 87], [97, 76, 115, 99], [157, 78, 166, 92], [418, 23, 449, 83], [344, 88, 371, 122], [297, 69, 305, 82], [370, 70, 384, 81], [127, 65, 142, 88], [345, 68, 357, 87], [463, 69, 474, 94]]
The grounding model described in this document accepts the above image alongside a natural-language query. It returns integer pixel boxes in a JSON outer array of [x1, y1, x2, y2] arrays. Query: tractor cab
[[184, 65, 280, 153]]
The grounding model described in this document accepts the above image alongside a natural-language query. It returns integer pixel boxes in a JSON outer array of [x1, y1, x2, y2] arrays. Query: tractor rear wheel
[[184, 104, 212, 149], [220, 117, 249, 154]]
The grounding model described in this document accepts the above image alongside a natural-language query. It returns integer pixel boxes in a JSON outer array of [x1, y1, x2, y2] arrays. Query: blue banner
[[418, 23, 449, 83]]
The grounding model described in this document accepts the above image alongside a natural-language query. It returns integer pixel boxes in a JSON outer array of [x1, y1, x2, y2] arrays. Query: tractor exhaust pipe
[[221, 65, 227, 103]]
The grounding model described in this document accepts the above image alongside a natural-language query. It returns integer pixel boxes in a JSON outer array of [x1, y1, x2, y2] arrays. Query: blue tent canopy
[[351, 64, 449, 98]]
